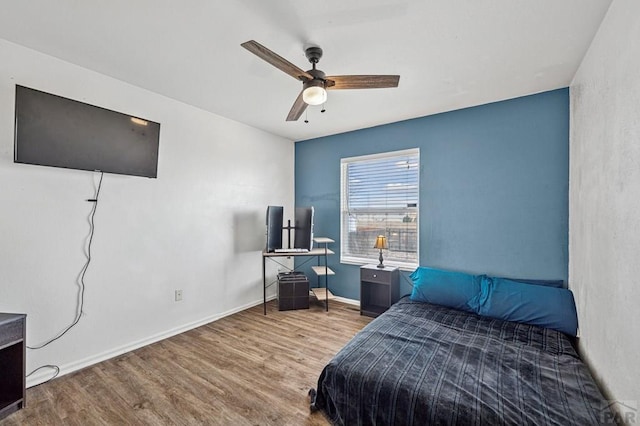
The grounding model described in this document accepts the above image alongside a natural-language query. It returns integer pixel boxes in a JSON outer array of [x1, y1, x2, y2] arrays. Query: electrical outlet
[[175, 289, 183, 302]]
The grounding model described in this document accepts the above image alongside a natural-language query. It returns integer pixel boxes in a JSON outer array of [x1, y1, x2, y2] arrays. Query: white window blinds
[[340, 148, 419, 269]]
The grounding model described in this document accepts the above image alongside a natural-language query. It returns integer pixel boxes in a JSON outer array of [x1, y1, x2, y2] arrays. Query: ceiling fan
[[241, 40, 400, 121]]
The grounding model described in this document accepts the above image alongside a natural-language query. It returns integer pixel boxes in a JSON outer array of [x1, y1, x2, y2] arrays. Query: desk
[[262, 238, 334, 315]]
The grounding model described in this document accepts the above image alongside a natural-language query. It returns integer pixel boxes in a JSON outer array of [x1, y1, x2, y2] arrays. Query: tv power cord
[[26, 172, 104, 385]]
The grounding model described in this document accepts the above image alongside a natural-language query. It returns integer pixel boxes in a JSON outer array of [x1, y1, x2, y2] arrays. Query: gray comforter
[[312, 297, 607, 425]]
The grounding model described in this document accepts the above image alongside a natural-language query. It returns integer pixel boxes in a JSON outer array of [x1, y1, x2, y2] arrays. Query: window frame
[[340, 148, 420, 271]]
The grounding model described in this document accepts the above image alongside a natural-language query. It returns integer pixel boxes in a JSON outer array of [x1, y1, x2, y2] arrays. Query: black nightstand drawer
[[360, 268, 390, 284]]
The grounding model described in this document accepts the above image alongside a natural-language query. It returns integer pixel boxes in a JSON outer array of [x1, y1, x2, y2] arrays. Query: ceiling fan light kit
[[241, 40, 400, 121], [302, 81, 327, 106]]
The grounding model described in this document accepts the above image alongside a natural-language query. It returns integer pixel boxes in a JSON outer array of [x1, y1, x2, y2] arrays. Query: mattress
[[312, 297, 608, 425]]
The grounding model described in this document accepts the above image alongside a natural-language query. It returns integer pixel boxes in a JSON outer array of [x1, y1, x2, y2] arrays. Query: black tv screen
[[14, 85, 160, 178]]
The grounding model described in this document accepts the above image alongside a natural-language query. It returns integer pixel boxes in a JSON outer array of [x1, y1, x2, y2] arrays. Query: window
[[340, 148, 419, 269]]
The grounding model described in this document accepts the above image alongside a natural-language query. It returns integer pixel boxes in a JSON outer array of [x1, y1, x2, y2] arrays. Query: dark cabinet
[[0, 313, 26, 420], [278, 272, 310, 311], [360, 265, 399, 317]]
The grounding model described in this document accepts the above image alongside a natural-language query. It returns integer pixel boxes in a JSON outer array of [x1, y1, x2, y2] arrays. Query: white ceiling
[[0, 1, 612, 141]]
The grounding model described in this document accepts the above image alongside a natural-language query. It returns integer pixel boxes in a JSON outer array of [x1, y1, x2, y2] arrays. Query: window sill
[[340, 257, 417, 272]]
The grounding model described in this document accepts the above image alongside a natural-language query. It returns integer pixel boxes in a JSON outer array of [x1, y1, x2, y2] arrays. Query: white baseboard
[[26, 295, 276, 388], [332, 295, 360, 306]]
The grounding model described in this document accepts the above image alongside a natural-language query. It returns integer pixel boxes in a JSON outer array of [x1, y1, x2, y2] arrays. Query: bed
[[310, 296, 608, 425]]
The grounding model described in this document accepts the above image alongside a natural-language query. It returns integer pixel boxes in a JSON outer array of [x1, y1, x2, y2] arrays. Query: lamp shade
[[302, 80, 327, 105], [373, 235, 388, 249]]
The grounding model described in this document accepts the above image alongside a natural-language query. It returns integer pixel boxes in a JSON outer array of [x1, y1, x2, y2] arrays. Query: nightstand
[[360, 264, 400, 317], [0, 313, 26, 420]]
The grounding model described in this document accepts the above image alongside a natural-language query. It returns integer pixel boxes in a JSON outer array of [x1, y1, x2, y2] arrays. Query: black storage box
[[278, 272, 309, 311]]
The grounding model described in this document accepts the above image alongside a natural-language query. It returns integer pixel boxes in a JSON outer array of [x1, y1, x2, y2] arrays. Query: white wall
[[0, 39, 294, 386], [570, 0, 640, 410]]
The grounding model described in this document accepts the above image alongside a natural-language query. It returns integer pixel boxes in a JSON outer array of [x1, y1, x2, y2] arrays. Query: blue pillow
[[500, 277, 564, 288], [410, 267, 482, 313], [477, 276, 578, 336]]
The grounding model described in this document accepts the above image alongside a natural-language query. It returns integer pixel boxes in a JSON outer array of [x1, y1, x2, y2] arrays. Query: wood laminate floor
[[3, 299, 372, 425]]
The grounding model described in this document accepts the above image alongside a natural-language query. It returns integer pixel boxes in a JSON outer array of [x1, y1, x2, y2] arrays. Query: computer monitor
[[266, 206, 284, 252], [294, 207, 314, 251]]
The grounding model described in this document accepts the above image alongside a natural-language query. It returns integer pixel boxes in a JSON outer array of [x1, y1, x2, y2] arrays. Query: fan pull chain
[[321, 103, 326, 113], [304, 109, 309, 124]]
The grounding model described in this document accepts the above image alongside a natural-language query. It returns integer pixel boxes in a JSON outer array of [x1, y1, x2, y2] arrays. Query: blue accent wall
[[295, 89, 569, 300]]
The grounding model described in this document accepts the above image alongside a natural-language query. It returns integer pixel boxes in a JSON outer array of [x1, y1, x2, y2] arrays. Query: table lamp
[[373, 235, 388, 269]]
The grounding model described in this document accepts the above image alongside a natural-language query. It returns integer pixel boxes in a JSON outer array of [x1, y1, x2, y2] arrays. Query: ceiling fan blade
[[325, 75, 400, 90], [286, 90, 308, 121], [241, 40, 313, 81]]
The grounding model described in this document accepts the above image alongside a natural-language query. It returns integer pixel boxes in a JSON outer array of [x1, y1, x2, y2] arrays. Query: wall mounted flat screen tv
[[14, 85, 160, 178]]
